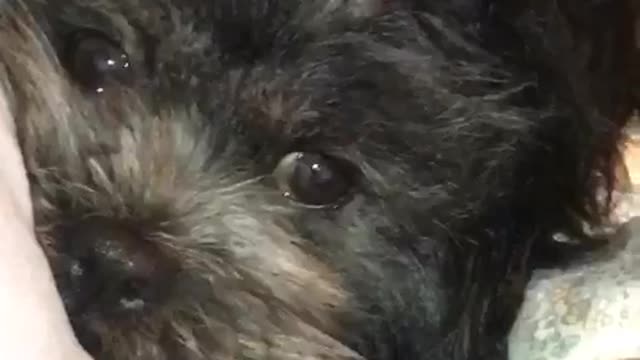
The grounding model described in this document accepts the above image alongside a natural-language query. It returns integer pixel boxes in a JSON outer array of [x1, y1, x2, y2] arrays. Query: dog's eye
[[65, 30, 132, 93], [273, 152, 356, 207]]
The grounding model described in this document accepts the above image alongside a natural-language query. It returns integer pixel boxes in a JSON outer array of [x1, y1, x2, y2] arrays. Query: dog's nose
[[59, 218, 177, 316]]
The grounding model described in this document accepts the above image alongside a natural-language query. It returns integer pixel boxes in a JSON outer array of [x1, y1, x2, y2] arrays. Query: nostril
[[57, 256, 102, 316], [121, 278, 147, 298]]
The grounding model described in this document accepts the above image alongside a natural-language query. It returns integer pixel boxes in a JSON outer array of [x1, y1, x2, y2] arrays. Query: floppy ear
[[486, 0, 637, 124]]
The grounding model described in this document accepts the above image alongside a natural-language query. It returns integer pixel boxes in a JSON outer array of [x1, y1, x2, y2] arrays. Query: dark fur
[[0, 1, 634, 359]]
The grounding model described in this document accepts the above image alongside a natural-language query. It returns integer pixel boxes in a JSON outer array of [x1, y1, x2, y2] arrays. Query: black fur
[[0, 0, 633, 359]]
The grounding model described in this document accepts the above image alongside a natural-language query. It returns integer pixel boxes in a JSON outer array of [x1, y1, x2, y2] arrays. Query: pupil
[[291, 154, 347, 205], [95, 52, 123, 72], [307, 161, 333, 186], [299, 156, 333, 187], [69, 33, 131, 92]]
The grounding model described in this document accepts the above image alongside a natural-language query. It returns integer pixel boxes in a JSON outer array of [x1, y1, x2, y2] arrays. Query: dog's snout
[[59, 218, 177, 317]]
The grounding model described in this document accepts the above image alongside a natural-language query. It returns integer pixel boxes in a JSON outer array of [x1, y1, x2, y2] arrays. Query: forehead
[[26, 0, 426, 151], [39, 0, 381, 52]]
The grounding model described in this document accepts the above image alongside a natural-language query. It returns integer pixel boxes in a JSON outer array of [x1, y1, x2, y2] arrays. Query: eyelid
[[54, 7, 140, 69], [56, 9, 126, 49]]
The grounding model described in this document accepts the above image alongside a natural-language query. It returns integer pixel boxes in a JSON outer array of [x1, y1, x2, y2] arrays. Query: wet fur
[[0, 1, 633, 359]]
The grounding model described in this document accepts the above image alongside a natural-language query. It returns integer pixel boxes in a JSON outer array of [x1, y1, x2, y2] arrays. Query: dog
[[0, 0, 634, 359]]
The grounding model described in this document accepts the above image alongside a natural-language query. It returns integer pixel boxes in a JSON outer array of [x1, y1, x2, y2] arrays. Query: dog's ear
[[486, 0, 638, 124]]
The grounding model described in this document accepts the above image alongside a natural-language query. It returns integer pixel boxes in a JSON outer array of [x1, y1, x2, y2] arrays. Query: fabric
[[509, 200, 640, 360]]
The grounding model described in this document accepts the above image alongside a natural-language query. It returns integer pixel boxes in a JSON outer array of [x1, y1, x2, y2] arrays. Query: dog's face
[[0, 1, 623, 359]]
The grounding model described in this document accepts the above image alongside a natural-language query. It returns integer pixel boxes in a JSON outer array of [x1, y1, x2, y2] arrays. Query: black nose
[[56, 218, 177, 317]]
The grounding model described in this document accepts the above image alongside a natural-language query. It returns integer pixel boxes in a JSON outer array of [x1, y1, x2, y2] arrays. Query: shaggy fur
[[0, 0, 634, 359]]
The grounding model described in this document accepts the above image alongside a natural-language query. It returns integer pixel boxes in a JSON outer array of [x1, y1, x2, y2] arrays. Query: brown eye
[[65, 30, 132, 93], [273, 152, 357, 207]]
